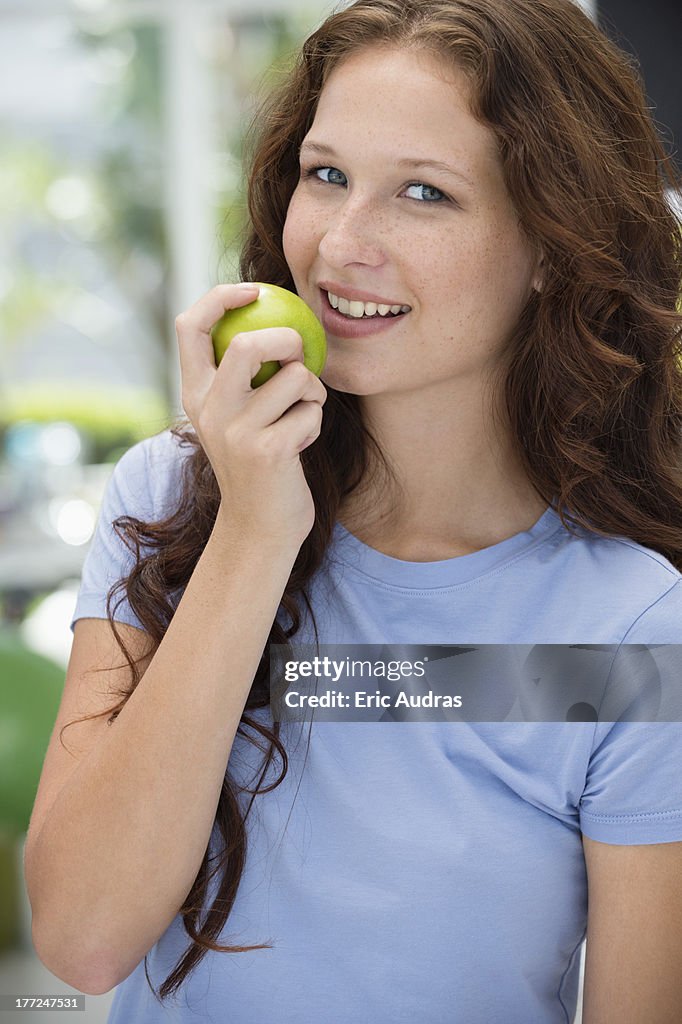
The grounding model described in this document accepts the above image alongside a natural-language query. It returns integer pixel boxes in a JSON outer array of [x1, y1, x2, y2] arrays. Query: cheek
[[282, 193, 317, 266], [281, 212, 297, 266]]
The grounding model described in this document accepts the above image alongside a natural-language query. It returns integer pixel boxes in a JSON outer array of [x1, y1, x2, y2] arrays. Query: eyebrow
[[298, 140, 475, 188]]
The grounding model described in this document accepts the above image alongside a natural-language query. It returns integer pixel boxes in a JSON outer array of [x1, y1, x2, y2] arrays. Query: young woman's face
[[283, 46, 542, 397]]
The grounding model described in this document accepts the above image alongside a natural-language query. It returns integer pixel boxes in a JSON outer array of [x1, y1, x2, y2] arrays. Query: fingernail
[[237, 282, 259, 290]]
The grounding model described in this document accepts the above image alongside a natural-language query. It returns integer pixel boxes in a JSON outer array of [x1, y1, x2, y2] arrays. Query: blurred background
[[0, 0, 679, 1021]]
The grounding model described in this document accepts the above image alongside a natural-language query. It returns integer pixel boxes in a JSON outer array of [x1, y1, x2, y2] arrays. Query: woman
[[25, 0, 682, 1021]]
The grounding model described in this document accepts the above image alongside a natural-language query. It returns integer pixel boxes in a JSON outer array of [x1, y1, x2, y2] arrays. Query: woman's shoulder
[[558, 513, 681, 588], [111, 426, 194, 516], [598, 531, 681, 584], [539, 514, 682, 643], [576, 529, 682, 643], [134, 424, 194, 467]]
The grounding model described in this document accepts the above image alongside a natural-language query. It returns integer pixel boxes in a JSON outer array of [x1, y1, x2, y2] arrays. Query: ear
[[532, 252, 545, 294]]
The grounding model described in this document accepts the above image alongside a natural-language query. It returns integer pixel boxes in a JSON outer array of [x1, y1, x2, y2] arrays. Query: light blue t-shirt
[[71, 429, 682, 1024]]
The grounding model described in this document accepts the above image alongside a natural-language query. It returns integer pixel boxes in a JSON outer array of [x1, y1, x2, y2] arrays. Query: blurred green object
[[0, 835, 20, 951], [0, 628, 63, 839], [0, 382, 169, 462]]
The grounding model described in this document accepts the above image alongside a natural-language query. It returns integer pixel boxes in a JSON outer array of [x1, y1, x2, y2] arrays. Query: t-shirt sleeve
[[69, 438, 155, 634], [578, 577, 682, 844]]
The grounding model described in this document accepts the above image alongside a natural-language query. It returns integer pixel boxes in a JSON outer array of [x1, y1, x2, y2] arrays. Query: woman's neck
[[338, 381, 549, 560], [338, 489, 548, 561]]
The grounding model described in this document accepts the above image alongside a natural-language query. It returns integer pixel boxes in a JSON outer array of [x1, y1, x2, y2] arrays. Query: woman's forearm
[[26, 515, 300, 993]]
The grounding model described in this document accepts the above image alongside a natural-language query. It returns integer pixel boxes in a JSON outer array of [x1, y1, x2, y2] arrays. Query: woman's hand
[[175, 283, 327, 549]]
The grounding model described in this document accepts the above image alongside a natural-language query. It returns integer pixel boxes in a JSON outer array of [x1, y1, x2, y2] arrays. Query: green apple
[[211, 282, 327, 388]]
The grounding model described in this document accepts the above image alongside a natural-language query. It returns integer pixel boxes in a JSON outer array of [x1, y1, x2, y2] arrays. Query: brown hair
[[61, 0, 682, 1002]]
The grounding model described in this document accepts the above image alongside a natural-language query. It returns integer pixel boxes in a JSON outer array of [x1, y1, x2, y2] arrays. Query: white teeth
[[326, 290, 411, 318]]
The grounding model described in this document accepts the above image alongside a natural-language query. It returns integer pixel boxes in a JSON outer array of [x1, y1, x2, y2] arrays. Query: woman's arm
[[24, 514, 300, 995], [581, 834, 682, 1023]]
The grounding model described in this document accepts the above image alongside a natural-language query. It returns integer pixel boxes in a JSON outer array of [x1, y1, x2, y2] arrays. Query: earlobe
[[532, 254, 545, 294]]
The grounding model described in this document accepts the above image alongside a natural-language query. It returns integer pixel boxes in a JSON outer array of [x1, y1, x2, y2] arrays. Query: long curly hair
[[62, 0, 682, 1002]]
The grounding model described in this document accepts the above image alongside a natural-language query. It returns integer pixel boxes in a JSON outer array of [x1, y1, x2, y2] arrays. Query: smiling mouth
[[321, 288, 411, 320]]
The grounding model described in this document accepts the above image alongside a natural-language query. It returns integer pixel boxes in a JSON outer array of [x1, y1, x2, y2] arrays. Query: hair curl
[[61, 0, 682, 1002]]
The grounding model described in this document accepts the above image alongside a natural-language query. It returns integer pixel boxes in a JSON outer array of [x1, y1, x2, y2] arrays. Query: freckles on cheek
[[283, 203, 319, 263]]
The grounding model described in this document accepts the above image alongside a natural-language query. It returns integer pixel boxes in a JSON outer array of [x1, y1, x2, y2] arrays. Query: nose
[[317, 195, 387, 269]]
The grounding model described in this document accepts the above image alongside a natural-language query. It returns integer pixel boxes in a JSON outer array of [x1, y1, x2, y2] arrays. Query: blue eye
[[309, 166, 347, 186], [404, 183, 446, 203]]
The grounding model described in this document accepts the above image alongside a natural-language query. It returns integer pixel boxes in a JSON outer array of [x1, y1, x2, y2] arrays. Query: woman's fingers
[[175, 280, 327, 449], [172, 282, 328, 547], [175, 283, 260, 417], [262, 398, 325, 457], [227, 357, 327, 434], [214, 326, 306, 398], [209, 329, 324, 419]]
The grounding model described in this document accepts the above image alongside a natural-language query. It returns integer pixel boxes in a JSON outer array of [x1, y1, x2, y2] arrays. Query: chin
[[322, 344, 410, 397], [322, 366, 385, 398], [322, 374, 365, 397]]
